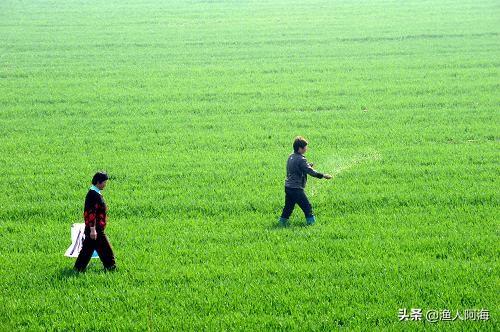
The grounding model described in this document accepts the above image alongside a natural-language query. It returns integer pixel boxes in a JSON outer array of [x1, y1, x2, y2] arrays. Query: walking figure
[[279, 137, 332, 226], [74, 171, 116, 272]]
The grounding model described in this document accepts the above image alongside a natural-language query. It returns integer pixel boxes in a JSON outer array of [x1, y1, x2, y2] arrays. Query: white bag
[[64, 223, 98, 258]]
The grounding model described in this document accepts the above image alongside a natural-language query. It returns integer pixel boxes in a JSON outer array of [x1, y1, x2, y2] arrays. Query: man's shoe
[[306, 216, 316, 225], [279, 217, 289, 227]]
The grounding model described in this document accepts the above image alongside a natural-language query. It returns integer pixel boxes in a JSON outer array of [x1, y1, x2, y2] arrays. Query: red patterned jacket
[[83, 188, 108, 230]]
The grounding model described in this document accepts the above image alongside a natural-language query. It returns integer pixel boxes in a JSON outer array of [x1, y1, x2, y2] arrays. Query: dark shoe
[[306, 216, 316, 225], [278, 217, 290, 227], [104, 265, 117, 272]]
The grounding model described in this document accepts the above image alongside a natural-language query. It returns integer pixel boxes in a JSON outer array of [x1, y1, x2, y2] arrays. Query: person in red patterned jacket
[[74, 171, 116, 272]]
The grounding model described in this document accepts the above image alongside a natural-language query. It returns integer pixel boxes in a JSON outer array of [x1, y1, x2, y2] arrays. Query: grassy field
[[0, 0, 498, 330]]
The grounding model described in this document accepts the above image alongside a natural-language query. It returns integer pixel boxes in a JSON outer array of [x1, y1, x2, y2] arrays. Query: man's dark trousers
[[280, 187, 314, 220]]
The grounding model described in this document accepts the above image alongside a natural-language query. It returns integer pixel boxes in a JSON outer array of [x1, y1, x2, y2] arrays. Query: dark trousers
[[74, 227, 116, 271], [280, 187, 313, 219]]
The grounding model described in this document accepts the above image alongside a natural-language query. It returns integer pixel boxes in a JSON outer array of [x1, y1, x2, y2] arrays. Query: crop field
[[0, 0, 498, 330]]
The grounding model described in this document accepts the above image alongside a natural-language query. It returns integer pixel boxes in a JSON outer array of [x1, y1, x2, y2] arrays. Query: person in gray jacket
[[279, 136, 332, 226]]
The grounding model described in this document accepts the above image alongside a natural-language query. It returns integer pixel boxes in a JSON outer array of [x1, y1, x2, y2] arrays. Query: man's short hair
[[92, 171, 109, 185], [293, 136, 308, 153]]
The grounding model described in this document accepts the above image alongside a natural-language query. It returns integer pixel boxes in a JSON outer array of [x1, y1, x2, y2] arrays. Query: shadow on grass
[[57, 264, 118, 279], [57, 267, 81, 279], [269, 221, 313, 230]]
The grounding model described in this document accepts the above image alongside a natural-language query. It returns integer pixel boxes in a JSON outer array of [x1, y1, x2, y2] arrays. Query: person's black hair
[[293, 136, 308, 153], [92, 171, 109, 185]]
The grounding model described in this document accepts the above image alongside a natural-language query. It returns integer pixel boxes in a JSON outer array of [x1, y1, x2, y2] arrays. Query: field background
[[0, 0, 498, 330]]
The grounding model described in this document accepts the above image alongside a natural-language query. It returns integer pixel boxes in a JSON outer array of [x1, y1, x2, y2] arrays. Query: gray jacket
[[284, 153, 324, 189]]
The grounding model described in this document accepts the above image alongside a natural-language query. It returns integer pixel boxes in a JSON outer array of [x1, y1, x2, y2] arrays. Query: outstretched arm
[[301, 158, 333, 179], [299, 157, 324, 178]]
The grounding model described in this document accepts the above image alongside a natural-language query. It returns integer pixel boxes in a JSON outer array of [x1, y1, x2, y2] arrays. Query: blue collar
[[90, 185, 101, 194]]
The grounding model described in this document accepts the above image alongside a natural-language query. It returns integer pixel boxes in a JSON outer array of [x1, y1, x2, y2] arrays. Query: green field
[[0, 0, 498, 330]]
